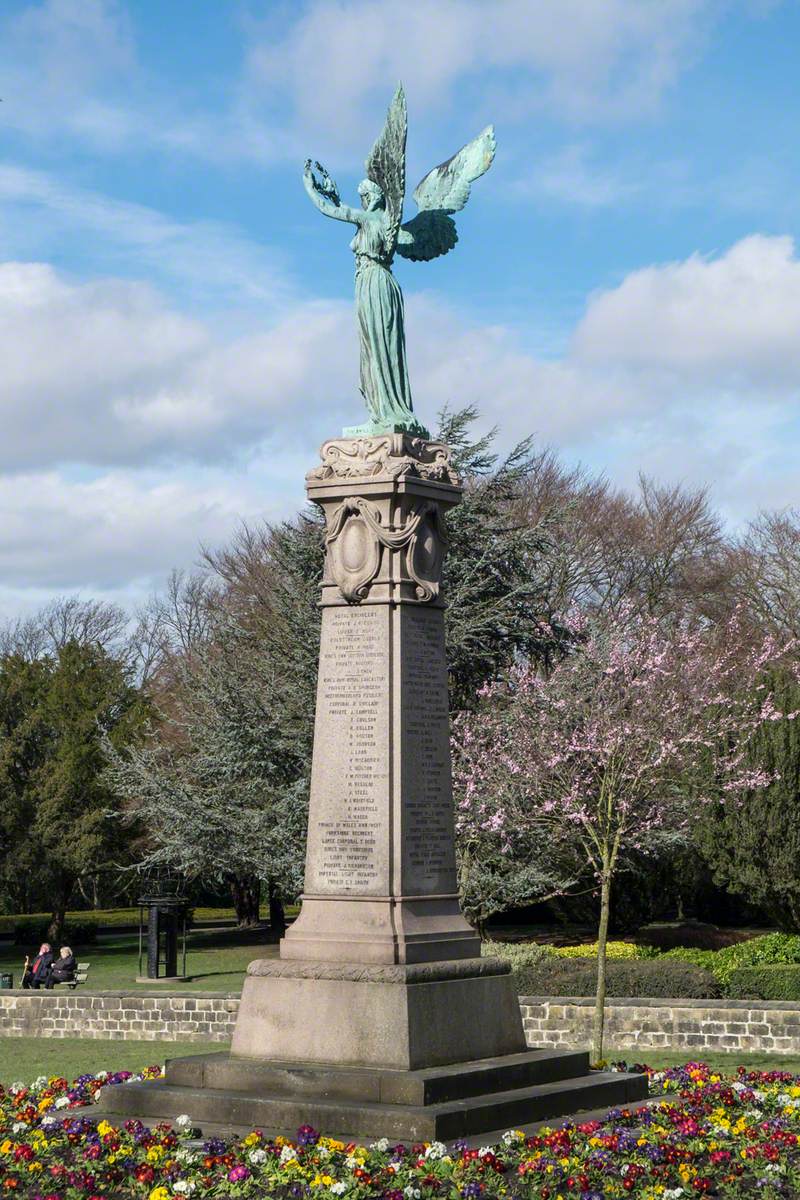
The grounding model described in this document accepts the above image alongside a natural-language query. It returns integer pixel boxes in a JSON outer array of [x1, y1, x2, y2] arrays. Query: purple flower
[[228, 1164, 251, 1182], [296, 1123, 319, 1146]]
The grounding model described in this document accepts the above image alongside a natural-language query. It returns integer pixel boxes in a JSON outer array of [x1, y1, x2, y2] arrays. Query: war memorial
[[96, 86, 647, 1141]]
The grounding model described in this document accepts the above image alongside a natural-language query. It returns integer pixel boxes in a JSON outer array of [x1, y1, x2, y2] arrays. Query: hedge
[[11, 919, 98, 947], [0, 906, 281, 935], [663, 933, 800, 987], [512, 956, 721, 999], [726, 965, 800, 1001]]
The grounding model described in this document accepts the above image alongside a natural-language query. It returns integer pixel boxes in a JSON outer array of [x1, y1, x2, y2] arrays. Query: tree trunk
[[229, 875, 261, 926], [47, 877, 73, 945], [592, 866, 612, 1065], [268, 880, 286, 938]]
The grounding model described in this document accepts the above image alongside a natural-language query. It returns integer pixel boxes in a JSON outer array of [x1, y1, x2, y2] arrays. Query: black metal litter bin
[[0, 972, 13, 989]]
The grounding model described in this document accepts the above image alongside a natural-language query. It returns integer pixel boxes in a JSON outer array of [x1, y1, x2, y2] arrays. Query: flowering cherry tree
[[452, 607, 798, 1060]]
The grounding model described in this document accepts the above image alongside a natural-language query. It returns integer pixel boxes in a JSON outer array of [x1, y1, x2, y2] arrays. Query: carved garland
[[325, 497, 445, 603]]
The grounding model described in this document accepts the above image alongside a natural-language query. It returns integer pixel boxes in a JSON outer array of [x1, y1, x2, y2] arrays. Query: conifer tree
[[695, 666, 800, 929]]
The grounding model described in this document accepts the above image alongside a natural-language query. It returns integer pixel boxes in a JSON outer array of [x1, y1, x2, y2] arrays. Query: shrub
[[512, 956, 720, 999], [726, 965, 800, 1001], [553, 941, 648, 960], [664, 933, 800, 987], [481, 940, 553, 970], [12, 919, 98, 947]]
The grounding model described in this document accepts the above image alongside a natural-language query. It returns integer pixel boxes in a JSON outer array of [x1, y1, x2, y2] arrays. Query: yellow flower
[[38, 1098, 53, 1112], [243, 1132, 261, 1146], [0, 1141, 12, 1155], [146, 1145, 165, 1163], [149, 1189, 170, 1200], [27, 1163, 43, 1173], [97, 1120, 113, 1136]]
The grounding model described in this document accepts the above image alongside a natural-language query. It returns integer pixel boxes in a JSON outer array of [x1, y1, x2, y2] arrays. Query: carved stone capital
[[325, 496, 446, 604], [307, 434, 460, 486]]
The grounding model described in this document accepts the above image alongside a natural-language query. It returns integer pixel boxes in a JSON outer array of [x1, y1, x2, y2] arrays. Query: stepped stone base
[[95, 1048, 649, 1142], [231, 957, 525, 1069]]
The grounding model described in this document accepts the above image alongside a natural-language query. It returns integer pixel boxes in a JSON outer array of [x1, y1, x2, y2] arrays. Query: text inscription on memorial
[[401, 605, 457, 893], [307, 605, 389, 894]]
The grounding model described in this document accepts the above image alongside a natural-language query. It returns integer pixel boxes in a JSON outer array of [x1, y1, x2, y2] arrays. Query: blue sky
[[1, 0, 800, 616]]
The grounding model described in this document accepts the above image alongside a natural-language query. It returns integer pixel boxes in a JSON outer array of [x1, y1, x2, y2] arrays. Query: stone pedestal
[[281, 435, 478, 967], [232, 433, 527, 1070], [96, 434, 647, 1139]]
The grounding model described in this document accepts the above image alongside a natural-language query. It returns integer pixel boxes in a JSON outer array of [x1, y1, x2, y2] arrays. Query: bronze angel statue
[[303, 85, 495, 439]]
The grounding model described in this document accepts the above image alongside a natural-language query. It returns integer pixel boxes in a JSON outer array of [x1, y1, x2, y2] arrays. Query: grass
[[611, 1049, 800, 1074], [4, 1037, 800, 1091], [0, 1036, 227, 1085], [0, 926, 279, 993]]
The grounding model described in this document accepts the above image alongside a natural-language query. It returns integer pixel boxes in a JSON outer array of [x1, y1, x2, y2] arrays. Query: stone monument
[[97, 87, 647, 1140]]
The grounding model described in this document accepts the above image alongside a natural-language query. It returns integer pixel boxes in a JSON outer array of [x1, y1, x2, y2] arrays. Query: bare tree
[[728, 508, 800, 639], [0, 596, 128, 661], [0, 614, 48, 660], [520, 459, 733, 626], [130, 570, 218, 687]]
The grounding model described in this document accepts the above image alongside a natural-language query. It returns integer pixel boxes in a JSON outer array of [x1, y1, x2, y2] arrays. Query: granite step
[[165, 1048, 592, 1106], [94, 1067, 648, 1142]]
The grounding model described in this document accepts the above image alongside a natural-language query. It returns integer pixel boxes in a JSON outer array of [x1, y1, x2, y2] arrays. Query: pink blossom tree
[[452, 608, 798, 1061]]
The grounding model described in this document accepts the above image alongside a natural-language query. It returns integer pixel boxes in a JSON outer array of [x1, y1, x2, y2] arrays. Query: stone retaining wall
[[0, 991, 239, 1043], [2, 991, 800, 1055], [520, 997, 800, 1055]]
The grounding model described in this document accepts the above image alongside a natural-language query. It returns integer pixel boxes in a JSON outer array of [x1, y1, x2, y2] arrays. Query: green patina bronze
[[303, 85, 495, 439]]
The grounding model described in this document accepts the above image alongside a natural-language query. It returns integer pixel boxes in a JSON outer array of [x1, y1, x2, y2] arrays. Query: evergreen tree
[[695, 666, 800, 930], [0, 643, 146, 937], [0, 655, 50, 914]]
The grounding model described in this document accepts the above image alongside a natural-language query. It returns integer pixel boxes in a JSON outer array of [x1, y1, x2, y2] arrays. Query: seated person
[[45, 946, 76, 988], [21, 943, 55, 989]]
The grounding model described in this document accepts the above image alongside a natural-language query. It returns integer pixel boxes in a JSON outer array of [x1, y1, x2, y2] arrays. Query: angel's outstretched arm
[[303, 161, 361, 224]]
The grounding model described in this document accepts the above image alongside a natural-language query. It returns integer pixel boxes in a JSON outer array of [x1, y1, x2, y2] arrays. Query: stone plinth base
[[230, 957, 525, 1070], [94, 1047, 649, 1142]]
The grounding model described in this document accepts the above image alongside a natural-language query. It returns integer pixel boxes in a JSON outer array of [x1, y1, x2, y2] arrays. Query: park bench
[[52, 961, 90, 990]]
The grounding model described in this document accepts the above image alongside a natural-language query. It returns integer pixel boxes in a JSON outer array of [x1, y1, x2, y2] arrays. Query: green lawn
[[0, 926, 279, 993], [3, 1037, 800, 1091], [612, 1050, 800, 1074], [0, 1036, 227, 1085]]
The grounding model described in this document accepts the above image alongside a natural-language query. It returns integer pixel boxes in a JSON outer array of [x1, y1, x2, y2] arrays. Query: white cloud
[[0, 165, 290, 308], [0, 259, 359, 469], [3, 231, 800, 611], [572, 234, 800, 383], [0, 468, 257, 591], [0, 0, 721, 168], [0, 0, 135, 144], [244, 0, 715, 154], [517, 144, 642, 208]]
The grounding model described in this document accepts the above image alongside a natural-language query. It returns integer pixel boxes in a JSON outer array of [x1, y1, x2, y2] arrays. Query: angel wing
[[396, 125, 496, 263], [365, 84, 407, 252]]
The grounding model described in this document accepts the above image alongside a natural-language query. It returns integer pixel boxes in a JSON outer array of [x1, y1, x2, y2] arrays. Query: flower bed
[[3, 1063, 800, 1197]]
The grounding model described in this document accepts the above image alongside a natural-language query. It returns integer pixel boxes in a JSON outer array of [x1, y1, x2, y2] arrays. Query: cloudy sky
[[1, 0, 800, 618]]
